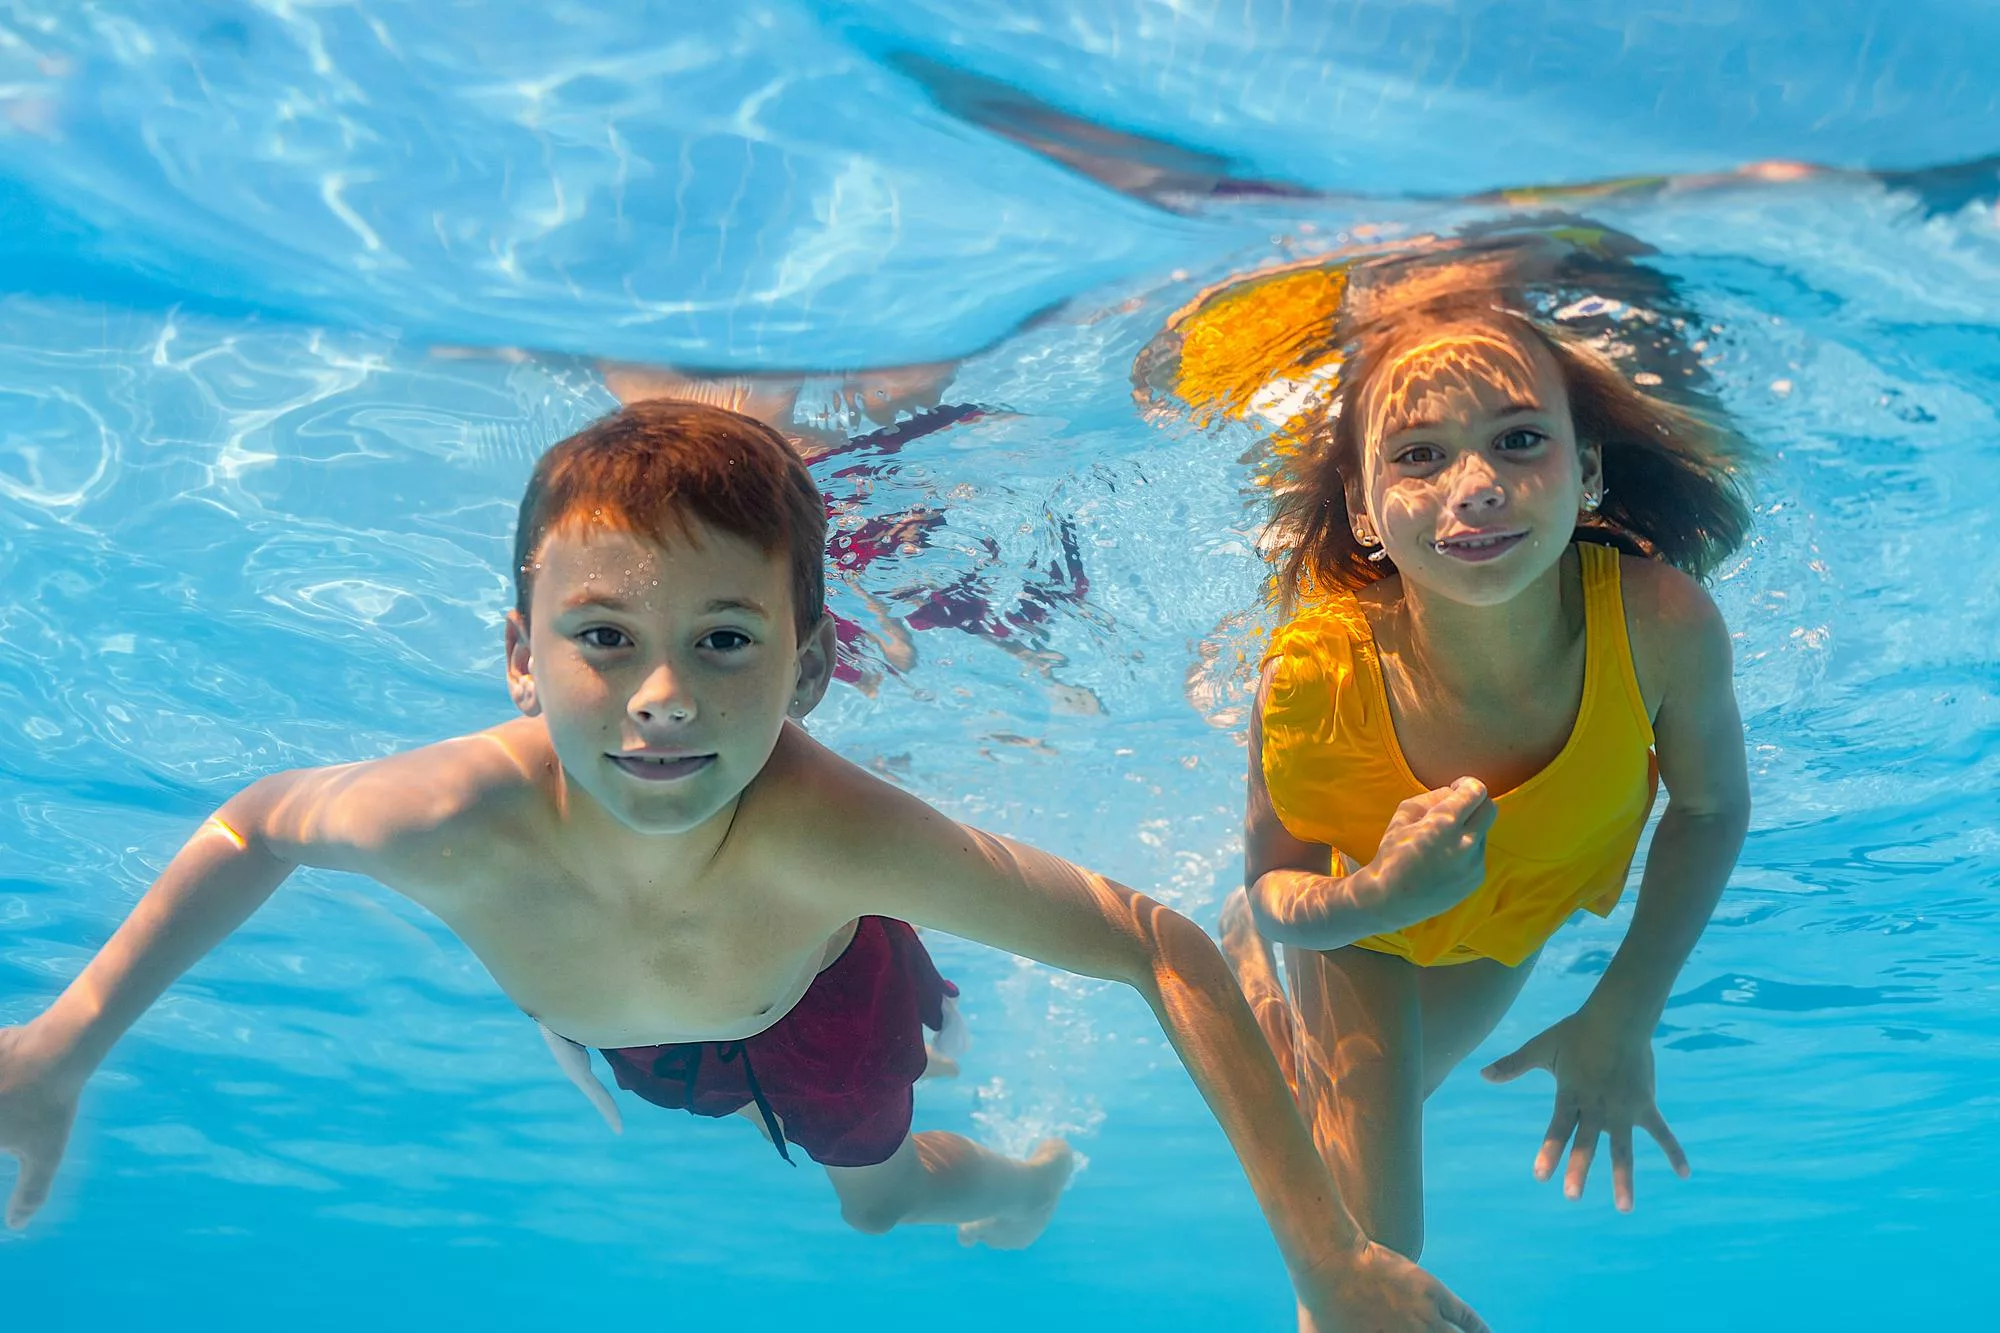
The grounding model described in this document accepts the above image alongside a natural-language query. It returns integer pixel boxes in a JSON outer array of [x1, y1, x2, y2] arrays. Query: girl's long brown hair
[[1271, 243, 1756, 615]]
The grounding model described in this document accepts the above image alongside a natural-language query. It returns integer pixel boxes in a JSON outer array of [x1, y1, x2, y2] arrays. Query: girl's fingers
[[1463, 794, 1499, 834], [1480, 1033, 1549, 1083], [1640, 1108, 1692, 1179], [6, 1144, 57, 1230], [1563, 1115, 1602, 1200], [1533, 1101, 1577, 1181], [1611, 1123, 1636, 1212]]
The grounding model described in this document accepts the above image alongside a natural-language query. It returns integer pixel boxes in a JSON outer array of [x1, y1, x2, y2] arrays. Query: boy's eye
[[578, 627, 632, 650], [1495, 427, 1547, 451], [701, 629, 753, 652]]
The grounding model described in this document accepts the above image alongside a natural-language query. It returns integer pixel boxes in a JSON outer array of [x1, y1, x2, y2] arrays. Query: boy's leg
[[1217, 888, 1301, 1094], [824, 1132, 1075, 1248], [1284, 944, 1426, 1260], [1414, 952, 1539, 1099]]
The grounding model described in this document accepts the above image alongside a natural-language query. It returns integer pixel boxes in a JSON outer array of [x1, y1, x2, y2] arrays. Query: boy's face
[[506, 519, 832, 836], [846, 362, 957, 426]]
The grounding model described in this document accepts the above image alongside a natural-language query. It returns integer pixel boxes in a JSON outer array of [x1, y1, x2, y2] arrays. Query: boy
[[0, 401, 1483, 1331]]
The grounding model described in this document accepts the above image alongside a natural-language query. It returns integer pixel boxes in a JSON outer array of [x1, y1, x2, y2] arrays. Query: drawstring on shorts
[[649, 1041, 794, 1166]]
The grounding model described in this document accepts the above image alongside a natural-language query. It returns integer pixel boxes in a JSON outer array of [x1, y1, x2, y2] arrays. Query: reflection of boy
[[0, 402, 1484, 1331], [605, 364, 1095, 694], [598, 360, 960, 457]]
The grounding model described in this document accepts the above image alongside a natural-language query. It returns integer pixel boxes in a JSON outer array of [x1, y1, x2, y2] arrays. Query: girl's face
[[1355, 321, 1601, 607]]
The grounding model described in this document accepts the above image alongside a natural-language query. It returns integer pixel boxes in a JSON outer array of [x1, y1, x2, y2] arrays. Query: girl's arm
[[1483, 566, 1749, 1212], [1587, 570, 1751, 1028], [1245, 662, 1495, 950], [1243, 662, 1373, 946]]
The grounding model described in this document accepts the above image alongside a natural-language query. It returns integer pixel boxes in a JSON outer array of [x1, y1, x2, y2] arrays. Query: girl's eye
[[701, 629, 753, 652], [1495, 427, 1547, 451], [578, 627, 632, 650], [1392, 443, 1444, 466]]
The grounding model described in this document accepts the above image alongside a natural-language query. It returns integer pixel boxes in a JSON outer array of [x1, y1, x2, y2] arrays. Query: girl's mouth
[[609, 753, 716, 782], [1430, 529, 1528, 563]]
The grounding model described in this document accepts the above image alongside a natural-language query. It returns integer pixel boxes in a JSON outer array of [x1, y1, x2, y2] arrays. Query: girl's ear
[[505, 610, 540, 717], [1345, 473, 1378, 541], [1579, 442, 1606, 504]]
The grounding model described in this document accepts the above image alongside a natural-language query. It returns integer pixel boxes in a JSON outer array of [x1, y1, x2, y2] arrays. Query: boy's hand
[[0, 1023, 86, 1229], [1360, 778, 1496, 932], [1481, 1005, 1690, 1212], [1303, 1241, 1490, 1332]]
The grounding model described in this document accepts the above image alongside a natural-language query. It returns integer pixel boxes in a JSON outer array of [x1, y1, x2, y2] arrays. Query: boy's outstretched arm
[[0, 748, 478, 1228], [830, 784, 1487, 1332]]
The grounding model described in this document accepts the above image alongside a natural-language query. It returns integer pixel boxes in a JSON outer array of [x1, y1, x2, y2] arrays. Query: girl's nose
[[1446, 454, 1505, 514]]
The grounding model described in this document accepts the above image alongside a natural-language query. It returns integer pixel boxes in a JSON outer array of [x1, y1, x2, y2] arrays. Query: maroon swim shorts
[[598, 917, 958, 1168]]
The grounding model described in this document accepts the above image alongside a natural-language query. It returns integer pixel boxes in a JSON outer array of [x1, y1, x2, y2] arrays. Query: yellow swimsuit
[[1260, 542, 1658, 967]]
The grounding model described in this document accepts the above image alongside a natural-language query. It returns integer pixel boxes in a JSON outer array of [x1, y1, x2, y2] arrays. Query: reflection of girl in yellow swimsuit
[[1140, 227, 1758, 1322]]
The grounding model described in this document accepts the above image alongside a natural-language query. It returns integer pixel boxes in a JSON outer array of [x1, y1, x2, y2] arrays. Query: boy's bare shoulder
[[243, 717, 554, 870], [747, 724, 959, 894]]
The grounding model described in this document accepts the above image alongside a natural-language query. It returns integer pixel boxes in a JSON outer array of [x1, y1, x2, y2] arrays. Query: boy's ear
[[787, 615, 838, 722], [505, 610, 541, 717]]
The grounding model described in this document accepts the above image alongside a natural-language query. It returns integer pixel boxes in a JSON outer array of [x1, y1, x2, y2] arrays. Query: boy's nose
[[628, 665, 696, 725]]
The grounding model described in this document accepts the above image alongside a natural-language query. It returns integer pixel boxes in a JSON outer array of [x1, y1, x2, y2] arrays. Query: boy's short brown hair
[[513, 400, 827, 641]]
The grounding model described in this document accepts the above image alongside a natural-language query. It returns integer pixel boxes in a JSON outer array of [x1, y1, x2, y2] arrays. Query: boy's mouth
[[1431, 528, 1528, 563], [608, 752, 717, 782]]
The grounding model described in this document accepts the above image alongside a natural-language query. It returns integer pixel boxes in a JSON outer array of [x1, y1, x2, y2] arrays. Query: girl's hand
[[0, 1023, 86, 1229], [1360, 777, 1497, 932], [1479, 1006, 1690, 1212]]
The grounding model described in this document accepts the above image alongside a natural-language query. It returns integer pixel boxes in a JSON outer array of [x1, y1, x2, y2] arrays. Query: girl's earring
[[1582, 489, 1604, 513], [1355, 524, 1389, 563]]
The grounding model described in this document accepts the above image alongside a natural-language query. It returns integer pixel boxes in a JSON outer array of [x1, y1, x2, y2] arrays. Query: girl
[[1219, 244, 1756, 1285]]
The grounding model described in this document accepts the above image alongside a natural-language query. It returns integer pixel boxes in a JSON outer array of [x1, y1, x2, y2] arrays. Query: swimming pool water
[[2, 5, 1997, 1330]]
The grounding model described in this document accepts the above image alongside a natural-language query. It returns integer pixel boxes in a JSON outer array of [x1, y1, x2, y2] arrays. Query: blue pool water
[[2, 5, 1996, 1330]]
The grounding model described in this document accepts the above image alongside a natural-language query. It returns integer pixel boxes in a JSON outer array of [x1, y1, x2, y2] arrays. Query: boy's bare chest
[[407, 849, 853, 1049]]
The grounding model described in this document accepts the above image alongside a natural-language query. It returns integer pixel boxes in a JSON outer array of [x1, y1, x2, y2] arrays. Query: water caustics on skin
[[2, 4, 2000, 1332]]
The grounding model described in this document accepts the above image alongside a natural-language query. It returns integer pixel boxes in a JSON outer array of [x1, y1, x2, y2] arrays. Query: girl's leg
[[1284, 944, 1427, 1259], [1415, 951, 1540, 1098], [823, 1132, 1075, 1248]]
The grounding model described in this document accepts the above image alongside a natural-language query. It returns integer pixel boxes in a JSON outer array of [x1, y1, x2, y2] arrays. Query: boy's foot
[[957, 1139, 1075, 1250]]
